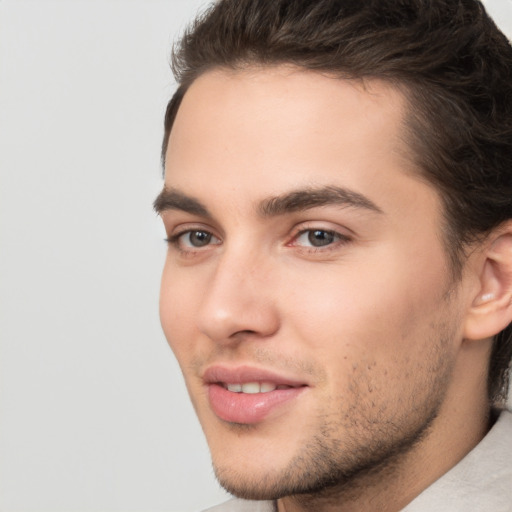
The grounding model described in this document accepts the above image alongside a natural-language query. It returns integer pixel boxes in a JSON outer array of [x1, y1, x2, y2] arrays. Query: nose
[[196, 248, 280, 343]]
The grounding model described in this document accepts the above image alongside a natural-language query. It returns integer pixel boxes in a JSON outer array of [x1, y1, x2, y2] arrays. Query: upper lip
[[203, 365, 308, 387]]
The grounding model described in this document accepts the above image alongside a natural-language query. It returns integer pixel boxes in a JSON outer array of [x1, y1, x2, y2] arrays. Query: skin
[[156, 66, 492, 512]]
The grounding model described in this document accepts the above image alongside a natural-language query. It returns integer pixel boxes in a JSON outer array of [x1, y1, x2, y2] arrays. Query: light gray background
[[0, 1, 510, 511]]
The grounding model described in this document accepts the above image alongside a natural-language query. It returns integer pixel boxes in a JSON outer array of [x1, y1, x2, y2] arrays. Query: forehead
[[164, 66, 433, 219], [167, 66, 408, 166]]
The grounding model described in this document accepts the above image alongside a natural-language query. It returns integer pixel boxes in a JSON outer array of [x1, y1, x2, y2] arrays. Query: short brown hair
[[162, 0, 512, 405]]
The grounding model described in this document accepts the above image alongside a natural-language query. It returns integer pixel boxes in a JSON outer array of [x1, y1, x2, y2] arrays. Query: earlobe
[[463, 224, 512, 341], [472, 292, 496, 306]]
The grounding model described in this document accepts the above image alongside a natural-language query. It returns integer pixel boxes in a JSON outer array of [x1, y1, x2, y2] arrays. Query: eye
[[182, 230, 216, 247], [167, 229, 221, 250], [294, 229, 340, 247]]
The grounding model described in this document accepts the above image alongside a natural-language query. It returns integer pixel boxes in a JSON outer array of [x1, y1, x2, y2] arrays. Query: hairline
[[162, 64, 470, 280]]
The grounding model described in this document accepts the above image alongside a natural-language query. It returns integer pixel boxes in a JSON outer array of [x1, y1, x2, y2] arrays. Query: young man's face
[[157, 67, 468, 499]]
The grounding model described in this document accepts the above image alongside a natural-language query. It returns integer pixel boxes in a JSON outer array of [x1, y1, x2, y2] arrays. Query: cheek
[[159, 262, 198, 358], [280, 247, 451, 377]]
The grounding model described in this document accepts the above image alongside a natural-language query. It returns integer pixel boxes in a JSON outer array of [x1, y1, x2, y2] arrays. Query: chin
[[213, 464, 296, 501], [207, 428, 305, 499], [210, 404, 442, 502]]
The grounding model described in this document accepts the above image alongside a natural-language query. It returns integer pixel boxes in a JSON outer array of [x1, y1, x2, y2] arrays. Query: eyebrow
[[153, 185, 383, 217], [259, 185, 383, 216], [153, 188, 211, 217]]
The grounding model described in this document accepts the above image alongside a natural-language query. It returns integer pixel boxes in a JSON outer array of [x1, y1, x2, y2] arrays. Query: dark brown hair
[[162, 0, 512, 405]]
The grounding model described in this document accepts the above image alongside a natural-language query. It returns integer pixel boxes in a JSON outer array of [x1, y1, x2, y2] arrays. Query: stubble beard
[[211, 324, 455, 503]]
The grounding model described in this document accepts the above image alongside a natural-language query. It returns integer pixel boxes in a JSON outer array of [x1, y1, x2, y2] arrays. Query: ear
[[463, 221, 512, 341]]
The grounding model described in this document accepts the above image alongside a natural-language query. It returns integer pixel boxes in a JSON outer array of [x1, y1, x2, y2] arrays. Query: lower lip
[[207, 384, 305, 424]]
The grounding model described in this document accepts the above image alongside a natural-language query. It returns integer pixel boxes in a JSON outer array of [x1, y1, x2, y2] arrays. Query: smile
[[223, 382, 295, 393], [203, 366, 308, 424]]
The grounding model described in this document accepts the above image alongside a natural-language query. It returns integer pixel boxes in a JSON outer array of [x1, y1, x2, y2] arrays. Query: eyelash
[[165, 228, 221, 256], [289, 228, 351, 252], [165, 225, 351, 256]]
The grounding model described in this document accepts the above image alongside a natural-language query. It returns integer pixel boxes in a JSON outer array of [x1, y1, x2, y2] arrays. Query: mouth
[[203, 366, 308, 424], [222, 382, 296, 393]]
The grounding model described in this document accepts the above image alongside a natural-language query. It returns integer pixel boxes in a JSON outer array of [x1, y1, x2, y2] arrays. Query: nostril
[[232, 329, 258, 337]]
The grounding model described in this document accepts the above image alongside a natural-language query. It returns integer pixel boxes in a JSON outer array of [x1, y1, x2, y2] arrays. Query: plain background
[[0, 1, 511, 511]]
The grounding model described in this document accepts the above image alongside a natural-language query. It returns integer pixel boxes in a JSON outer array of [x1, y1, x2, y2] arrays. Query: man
[[154, 1, 512, 510]]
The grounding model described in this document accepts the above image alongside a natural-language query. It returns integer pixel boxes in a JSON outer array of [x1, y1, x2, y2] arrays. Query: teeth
[[260, 382, 277, 392], [224, 381, 280, 393], [241, 382, 260, 394]]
